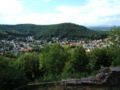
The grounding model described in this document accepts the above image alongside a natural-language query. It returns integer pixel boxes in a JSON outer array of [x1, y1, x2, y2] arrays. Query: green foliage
[[0, 56, 28, 90], [89, 47, 113, 70], [40, 44, 68, 81], [109, 27, 120, 37], [0, 30, 8, 39], [109, 27, 120, 47], [62, 46, 89, 79], [71, 46, 89, 71], [16, 53, 41, 81], [0, 23, 106, 40], [108, 27, 120, 66], [112, 47, 120, 66]]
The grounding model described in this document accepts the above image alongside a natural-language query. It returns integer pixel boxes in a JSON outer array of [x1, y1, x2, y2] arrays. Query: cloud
[[55, 0, 120, 25], [2, 12, 67, 25], [0, 0, 120, 26], [0, 0, 24, 24], [0, 0, 23, 15]]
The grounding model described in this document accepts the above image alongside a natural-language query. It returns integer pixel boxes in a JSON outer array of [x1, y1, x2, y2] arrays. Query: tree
[[109, 27, 120, 47], [16, 53, 40, 81], [40, 44, 68, 81], [112, 47, 120, 66], [0, 56, 28, 90], [90, 47, 113, 70], [62, 46, 89, 79]]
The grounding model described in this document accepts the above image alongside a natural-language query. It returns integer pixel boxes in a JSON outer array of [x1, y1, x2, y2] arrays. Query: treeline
[[0, 44, 120, 90], [0, 23, 107, 40]]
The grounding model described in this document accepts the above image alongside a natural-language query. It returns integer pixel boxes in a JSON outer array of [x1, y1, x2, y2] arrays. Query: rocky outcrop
[[104, 67, 120, 86], [62, 67, 120, 86]]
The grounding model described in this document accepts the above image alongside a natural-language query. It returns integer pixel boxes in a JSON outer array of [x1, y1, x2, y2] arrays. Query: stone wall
[[14, 67, 120, 90]]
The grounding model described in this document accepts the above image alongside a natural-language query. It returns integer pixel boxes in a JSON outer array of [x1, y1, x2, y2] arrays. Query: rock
[[63, 67, 120, 86], [104, 67, 120, 86]]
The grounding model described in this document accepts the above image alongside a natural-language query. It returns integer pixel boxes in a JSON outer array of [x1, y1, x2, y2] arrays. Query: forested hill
[[0, 23, 107, 40]]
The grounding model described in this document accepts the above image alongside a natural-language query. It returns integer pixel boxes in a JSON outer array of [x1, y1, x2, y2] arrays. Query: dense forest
[[0, 23, 107, 40], [0, 27, 119, 90]]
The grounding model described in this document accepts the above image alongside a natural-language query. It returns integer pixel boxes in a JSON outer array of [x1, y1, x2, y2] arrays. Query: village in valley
[[0, 35, 113, 56]]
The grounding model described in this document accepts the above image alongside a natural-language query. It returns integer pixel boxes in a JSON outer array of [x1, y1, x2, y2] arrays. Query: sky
[[0, 0, 120, 26]]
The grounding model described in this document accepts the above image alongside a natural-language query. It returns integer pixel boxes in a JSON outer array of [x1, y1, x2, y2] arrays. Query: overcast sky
[[0, 0, 120, 26]]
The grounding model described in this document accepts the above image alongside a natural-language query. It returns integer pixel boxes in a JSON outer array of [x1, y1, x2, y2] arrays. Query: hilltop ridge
[[0, 23, 106, 40]]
